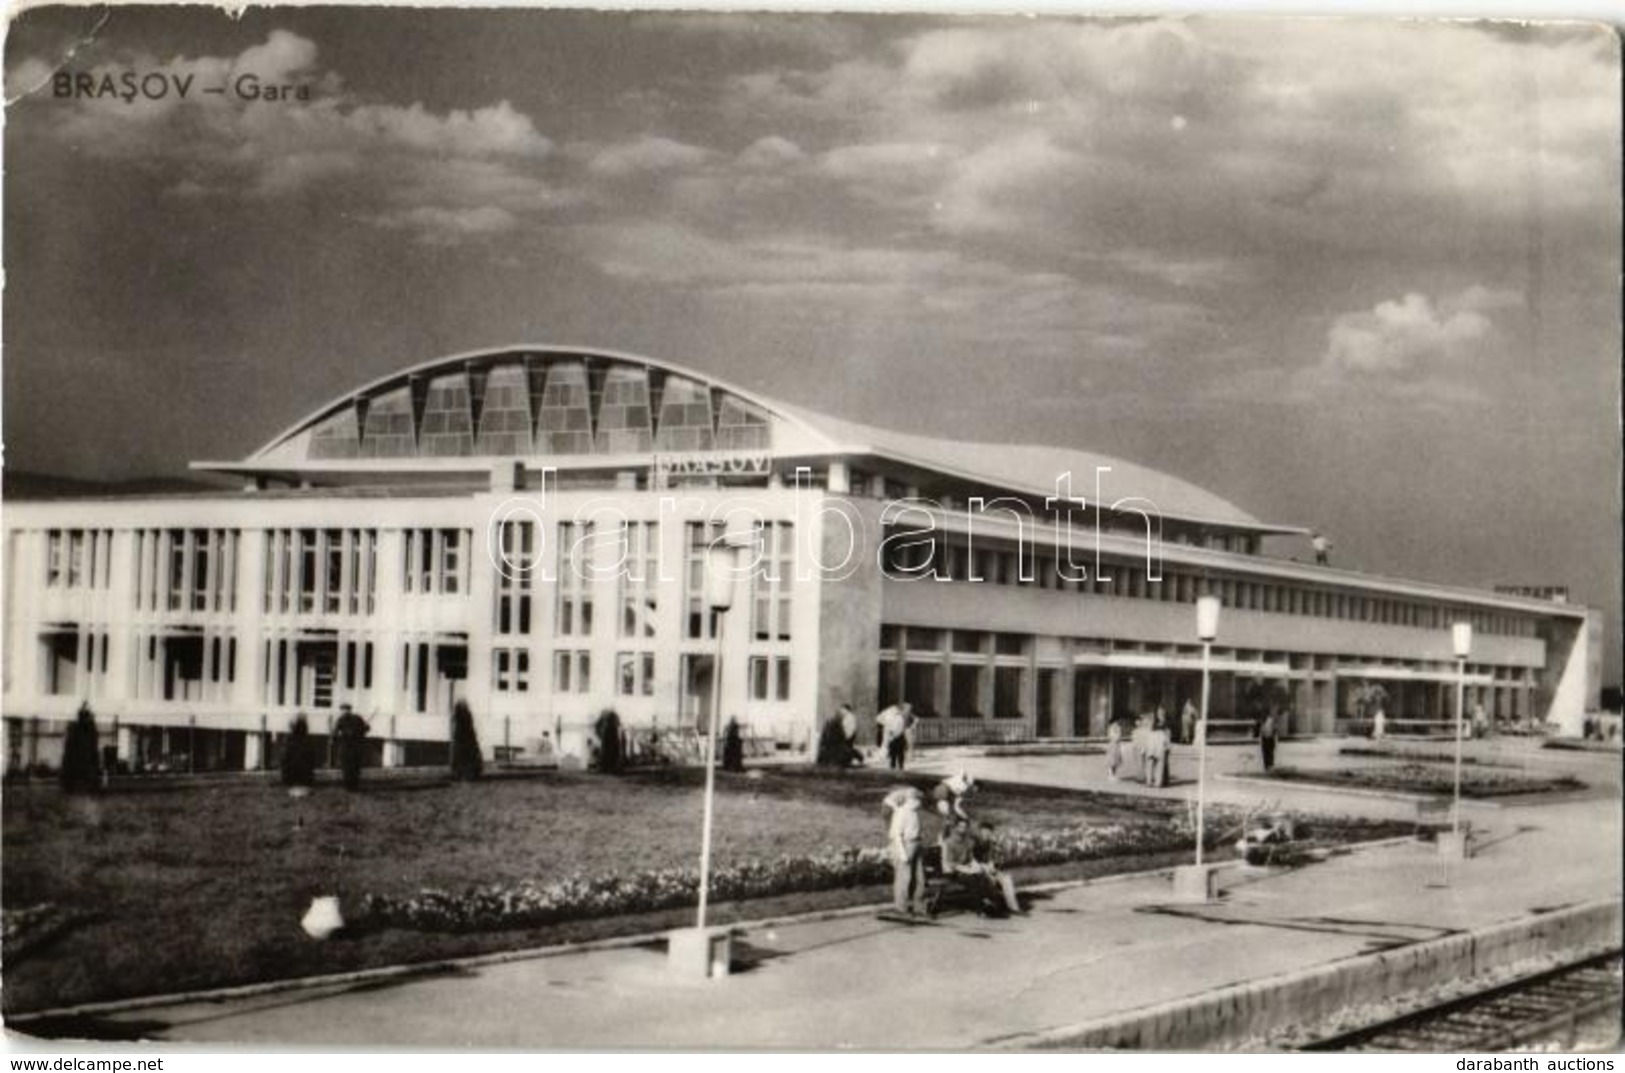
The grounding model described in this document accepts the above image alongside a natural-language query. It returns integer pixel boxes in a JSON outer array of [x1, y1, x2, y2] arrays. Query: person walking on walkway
[[1259, 711, 1278, 772], [333, 705, 370, 791]]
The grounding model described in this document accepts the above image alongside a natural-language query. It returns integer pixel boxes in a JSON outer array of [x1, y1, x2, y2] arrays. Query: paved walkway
[[39, 740, 1623, 1049]]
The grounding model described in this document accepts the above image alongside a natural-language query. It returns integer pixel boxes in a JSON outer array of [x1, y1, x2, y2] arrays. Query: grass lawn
[[3, 764, 1404, 1014], [1260, 762, 1583, 798]]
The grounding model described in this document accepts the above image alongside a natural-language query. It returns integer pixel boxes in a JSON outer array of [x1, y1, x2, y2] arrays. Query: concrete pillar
[[244, 728, 264, 771], [382, 715, 405, 768]]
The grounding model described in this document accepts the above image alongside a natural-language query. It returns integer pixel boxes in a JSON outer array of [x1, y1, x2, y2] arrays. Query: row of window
[[131, 529, 239, 613], [876, 658, 1025, 721], [882, 532, 1538, 639], [45, 529, 114, 591], [492, 646, 791, 703], [497, 519, 796, 644], [261, 529, 380, 615]]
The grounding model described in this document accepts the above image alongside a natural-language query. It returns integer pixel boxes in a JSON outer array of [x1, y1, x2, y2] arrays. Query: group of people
[[881, 770, 1022, 920], [1105, 710, 1176, 787], [817, 701, 918, 771], [1105, 703, 1284, 781]]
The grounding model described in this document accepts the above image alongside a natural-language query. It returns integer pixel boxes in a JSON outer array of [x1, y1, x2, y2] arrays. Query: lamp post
[[1194, 595, 1222, 869], [696, 537, 747, 930], [1451, 621, 1473, 844]]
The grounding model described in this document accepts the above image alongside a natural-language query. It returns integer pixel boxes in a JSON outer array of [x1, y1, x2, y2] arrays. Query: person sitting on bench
[[941, 818, 1022, 916]]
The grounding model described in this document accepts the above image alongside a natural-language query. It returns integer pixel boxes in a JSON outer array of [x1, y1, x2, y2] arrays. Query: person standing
[[1105, 720, 1123, 781], [1311, 530, 1332, 566], [332, 705, 371, 792], [884, 786, 928, 917], [1180, 698, 1197, 745], [1259, 711, 1278, 772], [877, 702, 913, 771], [839, 702, 859, 760]]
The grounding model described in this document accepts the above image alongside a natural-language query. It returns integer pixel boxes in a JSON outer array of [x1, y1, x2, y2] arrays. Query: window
[[554, 650, 590, 694], [684, 521, 722, 640], [950, 665, 984, 719], [170, 530, 189, 610], [404, 529, 469, 596], [616, 651, 657, 696], [495, 649, 530, 693], [46, 531, 64, 587], [994, 633, 1025, 656], [994, 666, 1025, 718], [618, 521, 659, 639], [952, 631, 986, 654], [556, 522, 594, 637], [69, 531, 87, 589], [292, 529, 316, 612], [441, 530, 463, 594], [324, 530, 343, 614], [496, 521, 535, 635], [751, 522, 794, 641], [749, 655, 792, 701], [904, 661, 940, 718]]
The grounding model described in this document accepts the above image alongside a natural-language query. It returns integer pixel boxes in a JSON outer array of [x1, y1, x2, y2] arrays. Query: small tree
[[450, 700, 483, 781], [60, 703, 101, 794], [593, 708, 623, 774], [721, 717, 745, 772], [815, 715, 846, 767], [280, 714, 316, 789]]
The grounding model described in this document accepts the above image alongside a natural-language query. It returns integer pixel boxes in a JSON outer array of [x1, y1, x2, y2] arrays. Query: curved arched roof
[[229, 344, 1282, 532]]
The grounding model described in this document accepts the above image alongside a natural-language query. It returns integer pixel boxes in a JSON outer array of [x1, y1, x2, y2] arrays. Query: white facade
[[1, 345, 1600, 774]]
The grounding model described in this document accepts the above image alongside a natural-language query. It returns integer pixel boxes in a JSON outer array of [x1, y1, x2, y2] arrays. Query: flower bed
[[362, 820, 1211, 933], [1262, 763, 1582, 798], [1337, 746, 1518, 768]]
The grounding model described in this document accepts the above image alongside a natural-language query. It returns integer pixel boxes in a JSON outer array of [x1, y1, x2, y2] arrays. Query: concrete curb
[[992, 897, 1624, 1051], [7, 832, 1415, 1029]]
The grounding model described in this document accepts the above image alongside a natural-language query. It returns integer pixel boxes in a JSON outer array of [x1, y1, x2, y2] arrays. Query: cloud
[[587, 135, 712, 177], [565, 219, 1216, 359], [1323, 287, 1521, 374], [371, 205, 520, 245], [737, 135, 806, 170], [16, 31, 558, 245]]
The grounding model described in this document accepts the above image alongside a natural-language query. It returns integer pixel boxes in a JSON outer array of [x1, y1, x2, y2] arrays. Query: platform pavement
[[38, 741, 1620, 1049]]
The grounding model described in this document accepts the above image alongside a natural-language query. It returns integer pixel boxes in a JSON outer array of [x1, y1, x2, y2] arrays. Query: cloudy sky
[[5, 8, 1620, 679]]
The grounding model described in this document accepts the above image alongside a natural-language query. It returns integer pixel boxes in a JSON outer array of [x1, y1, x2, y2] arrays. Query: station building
[[1, 345, 1602, 773]]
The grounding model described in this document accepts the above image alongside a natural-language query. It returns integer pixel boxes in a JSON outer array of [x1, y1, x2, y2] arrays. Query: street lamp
[[1450, 621, 1473, 847], [696, 536, 749, 931], [1194, 595, 1221, 869]]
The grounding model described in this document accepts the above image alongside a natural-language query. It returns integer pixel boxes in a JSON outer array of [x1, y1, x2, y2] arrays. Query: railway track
[[1306, 951, 1623, 1052]]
